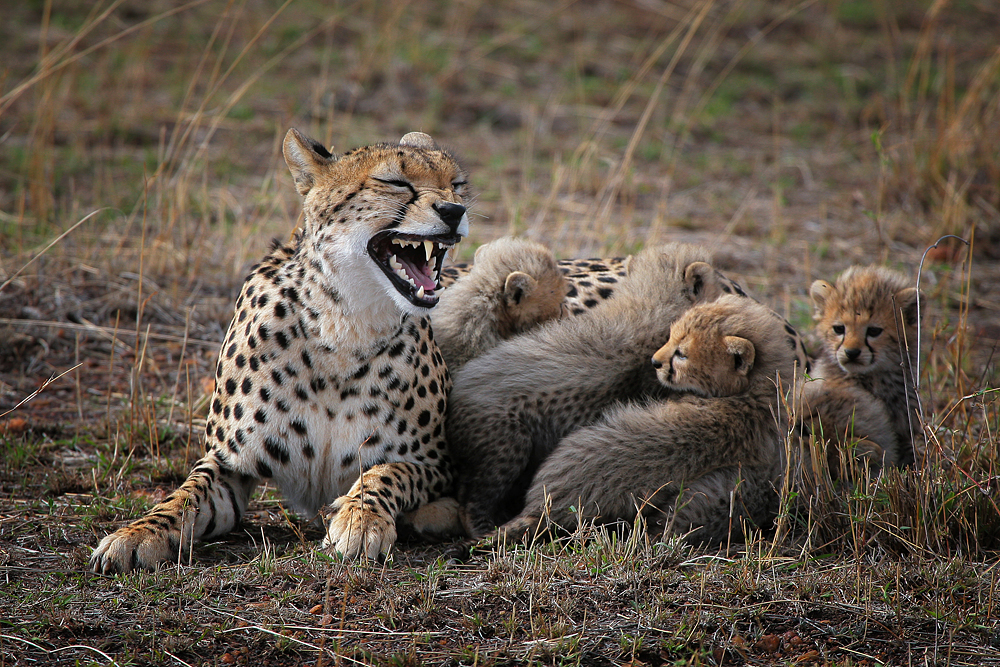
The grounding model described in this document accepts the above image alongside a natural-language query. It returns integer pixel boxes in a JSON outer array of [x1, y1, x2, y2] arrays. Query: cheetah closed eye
[[91, 129, 470, 573]]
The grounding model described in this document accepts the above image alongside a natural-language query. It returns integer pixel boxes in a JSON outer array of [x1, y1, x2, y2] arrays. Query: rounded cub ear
[[723, 335, 755, 376], [504, 271, 537, 306], [895, 286, 921, 327], [400, 132, 437, 149], [283, 128, 334, 196], [684, 261, 723, 303], [809, 279, 835, 318]]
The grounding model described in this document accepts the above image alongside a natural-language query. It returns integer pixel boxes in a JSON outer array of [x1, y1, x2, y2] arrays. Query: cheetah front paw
[[322, 495, 397, 559], [90, 523, 180, 574]]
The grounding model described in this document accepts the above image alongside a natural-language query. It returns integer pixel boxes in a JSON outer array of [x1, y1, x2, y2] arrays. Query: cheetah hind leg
[[90, 452, 257, 574]]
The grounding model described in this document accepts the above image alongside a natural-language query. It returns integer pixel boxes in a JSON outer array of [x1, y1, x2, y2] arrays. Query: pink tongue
[[397, 255, 436, 291]]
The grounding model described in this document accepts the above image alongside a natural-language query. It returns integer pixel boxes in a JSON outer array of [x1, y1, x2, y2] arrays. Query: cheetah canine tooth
[[423, 240, 434, 261]]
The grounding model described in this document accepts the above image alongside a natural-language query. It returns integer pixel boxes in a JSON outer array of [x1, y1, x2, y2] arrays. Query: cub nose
[[434, 202, 466, 233], [651, 357, 663, 369], [844, 348, 861, 361]]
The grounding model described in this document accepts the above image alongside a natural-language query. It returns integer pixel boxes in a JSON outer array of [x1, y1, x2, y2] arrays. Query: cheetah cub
[[432, 236, 567, 371], [440, 254, 630, 316], [91, 129, 470, 573], [498, 294, 799, 546], [448, 243, 751, 537], [802, 266, 921, 470]]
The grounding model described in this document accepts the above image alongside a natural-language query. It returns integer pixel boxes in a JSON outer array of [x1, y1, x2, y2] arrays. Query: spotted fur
[[440, 254, 629, 317], [91, 129, 470, 572], [800, 266, 921, 470], [432, 236, 567, 371], [447, 243, 747, 538], [498, 294, 799, 545]]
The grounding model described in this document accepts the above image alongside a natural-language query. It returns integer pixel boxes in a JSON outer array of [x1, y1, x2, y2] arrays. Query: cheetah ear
[[400, 132, 438, 149], [283, 128, 334, 196], [895, 287, 921, 327], [504, 271, 537, 306], [684, 261, 723, 303], [622, 254, 634, 276], [473, 243, 488, 262], [809, 280, 835, 319], [724, 336, 755, 377]]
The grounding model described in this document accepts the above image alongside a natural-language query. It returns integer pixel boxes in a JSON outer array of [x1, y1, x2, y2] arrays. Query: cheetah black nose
[[844, 348, 861, 361], [651, 356, 662, 369], [434, 202, 466, 233]]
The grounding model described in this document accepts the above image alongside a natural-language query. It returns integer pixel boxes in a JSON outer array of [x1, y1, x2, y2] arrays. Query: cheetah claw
[[322, 495, 397, 559]]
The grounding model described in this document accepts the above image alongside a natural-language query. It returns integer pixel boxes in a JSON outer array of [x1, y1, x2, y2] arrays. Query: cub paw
[[322, 495, 396, 559], [400, 497, 464, 540], [90, 524, 179, 574]]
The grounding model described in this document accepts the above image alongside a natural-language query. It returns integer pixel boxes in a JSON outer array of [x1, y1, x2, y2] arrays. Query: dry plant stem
[[594, 0, 714, 229], [0, 318, 215, 348], [166, 307, 194, 426], [0, 209, 105, 294], [915, 234, 970, 389], [0, 0, 213, 115], [0, 364, 82, 420]]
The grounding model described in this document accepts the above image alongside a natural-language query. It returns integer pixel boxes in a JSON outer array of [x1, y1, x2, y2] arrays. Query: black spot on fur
[[264, 435, 290, 464], [225, 378, 237, 395], [254, 408, 267, 424], [417, 410, 431, 427]]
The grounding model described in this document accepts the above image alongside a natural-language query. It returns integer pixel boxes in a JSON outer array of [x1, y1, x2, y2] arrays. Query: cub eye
[[375, 177, 411, 189], [451, 180, 468, 191], [673, 350, 686, 361], [832, 324, 845, 335], [866, 326, 883, 338]]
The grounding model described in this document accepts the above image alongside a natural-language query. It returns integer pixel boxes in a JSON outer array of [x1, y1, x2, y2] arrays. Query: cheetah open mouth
[[367, 231, 458, 308]]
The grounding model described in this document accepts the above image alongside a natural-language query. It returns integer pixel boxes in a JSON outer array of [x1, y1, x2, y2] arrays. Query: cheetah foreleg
[[90, 452, 257, 573], [322, 460, 445, 559]]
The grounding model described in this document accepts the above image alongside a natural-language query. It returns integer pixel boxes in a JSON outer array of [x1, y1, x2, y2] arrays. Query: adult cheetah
[[91, 129, 469, 572]]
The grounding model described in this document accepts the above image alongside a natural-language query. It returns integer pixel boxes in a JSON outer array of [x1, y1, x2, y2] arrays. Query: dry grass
[[1, 0, 999, 664]]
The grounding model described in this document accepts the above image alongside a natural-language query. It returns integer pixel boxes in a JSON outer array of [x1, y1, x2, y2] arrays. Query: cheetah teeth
[[416, 286, 425, 299]]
